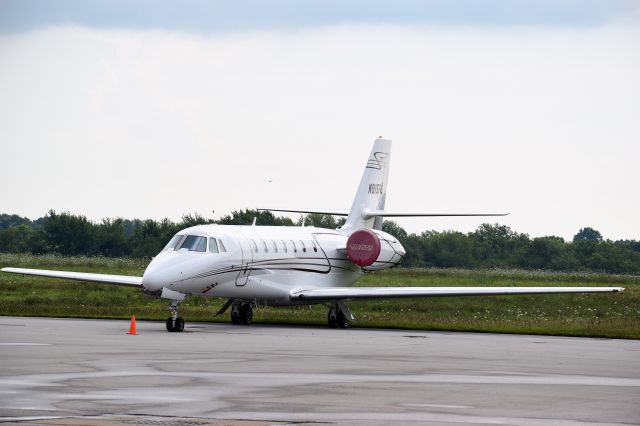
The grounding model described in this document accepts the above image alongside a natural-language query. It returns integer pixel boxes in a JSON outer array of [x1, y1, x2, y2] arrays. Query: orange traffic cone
[[127, 315, 138, 335]]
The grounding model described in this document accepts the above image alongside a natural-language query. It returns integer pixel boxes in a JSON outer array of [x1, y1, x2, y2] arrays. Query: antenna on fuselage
[[252, 217, 257, 226], [302, 216, 306, 227]]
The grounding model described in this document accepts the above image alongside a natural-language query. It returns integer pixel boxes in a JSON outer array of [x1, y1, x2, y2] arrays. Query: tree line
[[1, 210, 639, 274]]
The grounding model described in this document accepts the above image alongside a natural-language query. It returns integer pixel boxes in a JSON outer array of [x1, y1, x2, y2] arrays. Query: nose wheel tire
[[166, 316, 185, 332]]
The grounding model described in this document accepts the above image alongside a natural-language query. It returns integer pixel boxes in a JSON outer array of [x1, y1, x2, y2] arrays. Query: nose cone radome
[[141, 267, 163, 292], [141, 252, 173, 291]]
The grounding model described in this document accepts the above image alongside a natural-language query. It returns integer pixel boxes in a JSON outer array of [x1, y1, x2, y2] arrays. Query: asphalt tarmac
[[0, 316, 638, 425]]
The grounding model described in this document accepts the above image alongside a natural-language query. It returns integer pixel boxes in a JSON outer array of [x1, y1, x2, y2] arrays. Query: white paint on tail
[[342, 138, 392, 232]]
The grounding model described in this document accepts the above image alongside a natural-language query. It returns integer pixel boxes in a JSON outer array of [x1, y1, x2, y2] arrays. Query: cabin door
[[235, 237, 253, 286]]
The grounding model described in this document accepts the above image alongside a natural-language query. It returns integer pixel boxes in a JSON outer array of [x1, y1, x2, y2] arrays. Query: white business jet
[[2, 138, 624, 331]]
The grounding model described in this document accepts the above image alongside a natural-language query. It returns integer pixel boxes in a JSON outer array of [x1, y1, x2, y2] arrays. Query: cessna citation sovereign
[[2, 138, 624, 331]]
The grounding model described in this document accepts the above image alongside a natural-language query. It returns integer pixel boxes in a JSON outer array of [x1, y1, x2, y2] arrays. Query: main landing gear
[[231, 302, 253, 325], [327, 301, 352, 329], [166, 300, 185, 332]]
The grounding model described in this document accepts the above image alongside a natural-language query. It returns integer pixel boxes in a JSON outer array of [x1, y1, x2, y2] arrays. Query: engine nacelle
[[346, 229, 405, 271]]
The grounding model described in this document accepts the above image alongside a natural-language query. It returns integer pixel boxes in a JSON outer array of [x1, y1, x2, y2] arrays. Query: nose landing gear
[[166, 300, 185, 332]]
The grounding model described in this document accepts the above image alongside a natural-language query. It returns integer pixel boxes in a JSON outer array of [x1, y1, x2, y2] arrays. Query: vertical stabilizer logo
[[366, 151, 388, 170]]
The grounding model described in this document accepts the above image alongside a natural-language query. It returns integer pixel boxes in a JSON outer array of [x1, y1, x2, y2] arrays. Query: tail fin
[[342, 138, 392, 232]]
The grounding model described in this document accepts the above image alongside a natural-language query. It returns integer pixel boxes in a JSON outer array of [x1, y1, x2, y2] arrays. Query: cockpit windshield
[[179, 235, 207, 252], [164, 234, 226, 254], [163, 234, 184, 251]]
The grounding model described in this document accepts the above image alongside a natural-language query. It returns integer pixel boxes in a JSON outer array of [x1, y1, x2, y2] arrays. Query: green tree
[[179, 213, 213, 228], [427, 230, 474, 268], [573, 227, 603, 243], [127, 218, 178, 258], [96, 218, 129, 257], [0, 214, 32, 229], [43, 210, 97, 255], [520, 236, 568, 269], [297, 213, 344, 229], [0, 225, 38, 253], [217, 209, 294, 226], [469, 223, 529, 267], [588, 242, 640, 274], [382, 220, 408, 240]]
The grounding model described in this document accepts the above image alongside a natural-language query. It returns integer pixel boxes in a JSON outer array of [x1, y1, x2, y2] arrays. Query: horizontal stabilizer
[[290, 286, 624, 301], [257, 208, 348, 216], [259, 208, 509, 220], [1, 267, 143, 287], [361, 209, 509, 219]]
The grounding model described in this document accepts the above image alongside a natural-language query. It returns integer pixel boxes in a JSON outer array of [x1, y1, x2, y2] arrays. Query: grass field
[[1, 253, 638, 339]]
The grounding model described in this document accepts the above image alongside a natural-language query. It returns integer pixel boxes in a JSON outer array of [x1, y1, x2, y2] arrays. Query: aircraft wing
[[290, 286, 624, 301], [1, 267, 142, 287]]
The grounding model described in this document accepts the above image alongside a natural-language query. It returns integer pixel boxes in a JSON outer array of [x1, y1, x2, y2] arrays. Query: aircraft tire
[[166, 317, 185, 332], [175, 317, 185, 332], [327, 311, 337, 328], [240, 304, 253, 325], [336, 311, 349, 329], [231, 304, 242, 325]]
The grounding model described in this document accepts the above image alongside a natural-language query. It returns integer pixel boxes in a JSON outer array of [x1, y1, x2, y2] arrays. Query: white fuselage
[[141, 224, 405, 306]]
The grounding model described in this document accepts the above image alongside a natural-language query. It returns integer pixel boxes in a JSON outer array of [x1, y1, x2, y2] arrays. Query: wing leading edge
[[1, 267, 142, 287], [290, 286, 624, 301]]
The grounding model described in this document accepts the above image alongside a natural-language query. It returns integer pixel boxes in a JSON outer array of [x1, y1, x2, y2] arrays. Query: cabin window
[[261, 239, 268, 252], [179, 235, 207, 252], [271, 239, 278, 253], [250, 239, 258, 253], [280, 240, 287, 253], [163, 234, 184, 251], [291, 240, 297, 252], [208, 238, 219, 253], [218, 239, 227, 252], [299, 240, 306, 253]]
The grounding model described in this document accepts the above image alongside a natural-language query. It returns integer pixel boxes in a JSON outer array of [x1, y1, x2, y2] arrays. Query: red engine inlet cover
[[347, 229, 381, 267]]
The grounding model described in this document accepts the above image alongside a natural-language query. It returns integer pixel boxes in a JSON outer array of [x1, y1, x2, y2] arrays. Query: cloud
[[0, 24, 638, 240]]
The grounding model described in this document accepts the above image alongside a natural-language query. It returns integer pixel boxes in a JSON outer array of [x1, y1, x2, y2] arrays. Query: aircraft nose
[[141, 255, 169, 291], [142, 268, 163, 292]]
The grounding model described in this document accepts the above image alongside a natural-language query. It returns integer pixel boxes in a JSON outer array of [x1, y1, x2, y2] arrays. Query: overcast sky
[[0, 1, 638, 241]]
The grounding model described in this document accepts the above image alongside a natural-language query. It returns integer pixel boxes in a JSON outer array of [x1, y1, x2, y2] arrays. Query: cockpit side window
[[218, 239, 227, 252], [163, 234, 184, 251], [208, 238, 219, 253], [179, 235, 207, 252]]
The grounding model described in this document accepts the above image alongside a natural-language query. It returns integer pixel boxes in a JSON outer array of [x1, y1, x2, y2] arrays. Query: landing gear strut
[[231, 302, 253, 325], [166, 300, 185, 332], [327, 301, 351, 329]]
